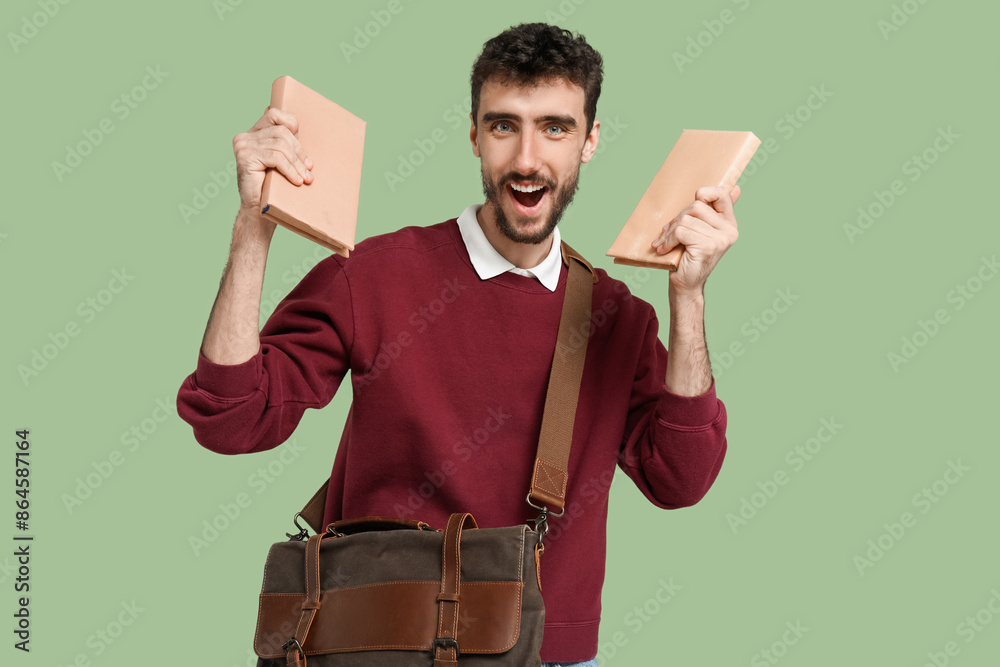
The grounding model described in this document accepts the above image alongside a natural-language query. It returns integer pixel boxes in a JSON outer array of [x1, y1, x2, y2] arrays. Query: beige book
[[260, 76, 366, 257], [607, 129, 760, 271]]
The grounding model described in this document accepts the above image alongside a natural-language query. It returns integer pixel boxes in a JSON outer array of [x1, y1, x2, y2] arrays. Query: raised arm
[[201, 107, 315, 365], [177, 107, 354, 455], [618, 184, 741, 506]]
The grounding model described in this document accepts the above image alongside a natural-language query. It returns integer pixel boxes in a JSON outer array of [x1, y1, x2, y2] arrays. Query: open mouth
[[507, 182, 548, 214]]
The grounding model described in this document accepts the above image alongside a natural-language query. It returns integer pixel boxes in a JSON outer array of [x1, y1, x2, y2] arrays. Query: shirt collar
[[456, 204, 563, 292]]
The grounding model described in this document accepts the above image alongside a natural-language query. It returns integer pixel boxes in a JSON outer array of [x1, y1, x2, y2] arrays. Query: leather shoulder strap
[[299, 240, 597, 532], [527, 241, 595, 514]]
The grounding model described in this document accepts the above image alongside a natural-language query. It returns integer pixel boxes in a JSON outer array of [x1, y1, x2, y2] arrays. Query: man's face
[[471, 76, 600, 245]]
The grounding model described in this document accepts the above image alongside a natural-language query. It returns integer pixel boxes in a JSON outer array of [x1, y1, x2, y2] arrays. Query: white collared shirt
[[456, 204, 562, 292]]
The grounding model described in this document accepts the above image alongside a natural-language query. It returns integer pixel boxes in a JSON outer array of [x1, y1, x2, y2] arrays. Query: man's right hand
[[232, 106, 314, 217], [197, 108, 314, 366]]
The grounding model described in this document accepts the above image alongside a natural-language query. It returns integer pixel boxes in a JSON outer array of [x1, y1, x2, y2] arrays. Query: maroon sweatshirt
[[176, 218, 727, 662]]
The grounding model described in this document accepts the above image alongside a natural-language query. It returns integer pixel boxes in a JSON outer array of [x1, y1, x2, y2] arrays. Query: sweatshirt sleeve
[[618, 310, 727, 509], [175, 255, 355, 455]]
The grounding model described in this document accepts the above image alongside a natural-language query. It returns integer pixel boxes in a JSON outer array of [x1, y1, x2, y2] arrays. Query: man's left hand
[[651, 185, 741, 295]]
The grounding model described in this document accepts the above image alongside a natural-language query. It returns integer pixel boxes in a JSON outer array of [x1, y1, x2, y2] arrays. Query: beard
[[480, 163, 581, 245]]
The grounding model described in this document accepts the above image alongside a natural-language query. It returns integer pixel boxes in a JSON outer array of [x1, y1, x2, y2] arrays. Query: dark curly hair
[[470, 23, 604, 137]]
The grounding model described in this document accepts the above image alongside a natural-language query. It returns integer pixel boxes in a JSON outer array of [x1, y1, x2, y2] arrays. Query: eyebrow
[[481, 111, 578, 129]]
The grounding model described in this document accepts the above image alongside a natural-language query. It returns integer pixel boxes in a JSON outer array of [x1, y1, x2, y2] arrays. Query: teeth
[[510, 183, 545, 193]]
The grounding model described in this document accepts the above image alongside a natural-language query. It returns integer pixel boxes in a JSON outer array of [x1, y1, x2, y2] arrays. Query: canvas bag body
[[254, 521, 544, 665]]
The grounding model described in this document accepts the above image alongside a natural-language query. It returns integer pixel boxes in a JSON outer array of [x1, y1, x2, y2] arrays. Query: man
[[177, 22, 738, 666]]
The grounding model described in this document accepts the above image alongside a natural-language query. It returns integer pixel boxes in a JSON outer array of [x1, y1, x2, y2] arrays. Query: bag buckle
[[285, 513, 309, 542], [282, 637, 303, 655], [432, 636, 460, 653]]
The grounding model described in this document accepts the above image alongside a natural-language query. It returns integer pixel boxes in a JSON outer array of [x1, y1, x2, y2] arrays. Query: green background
[[4, 0, 998, 664]]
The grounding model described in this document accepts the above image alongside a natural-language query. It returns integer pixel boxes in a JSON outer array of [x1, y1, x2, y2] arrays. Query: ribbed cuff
[[654, 377, 721, 428], [539, 619, 600, 664], [193, 346, 262, 399]]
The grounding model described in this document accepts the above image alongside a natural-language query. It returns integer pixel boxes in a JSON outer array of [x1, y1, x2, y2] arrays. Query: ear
[[469, 113, 481, 158], [580, 119, 601, 163]]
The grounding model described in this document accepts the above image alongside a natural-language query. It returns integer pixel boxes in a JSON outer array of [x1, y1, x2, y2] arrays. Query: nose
[[511, 128, 542, 176]]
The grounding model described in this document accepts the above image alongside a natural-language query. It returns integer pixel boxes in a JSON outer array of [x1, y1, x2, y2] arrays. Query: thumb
[[730, 185, 741, 207]]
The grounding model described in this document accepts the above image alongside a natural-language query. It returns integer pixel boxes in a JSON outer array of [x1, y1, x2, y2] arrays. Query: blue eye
[[493, 122, 512, 132], [546, 125, 563, 135]]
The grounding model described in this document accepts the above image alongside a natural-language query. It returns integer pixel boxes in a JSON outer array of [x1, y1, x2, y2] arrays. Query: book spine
[[259, 77, 292, 213], [719, 132, 761, 191]]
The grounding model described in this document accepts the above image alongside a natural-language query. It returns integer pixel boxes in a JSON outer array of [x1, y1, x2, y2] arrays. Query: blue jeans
[[542, 661, 599, 667]]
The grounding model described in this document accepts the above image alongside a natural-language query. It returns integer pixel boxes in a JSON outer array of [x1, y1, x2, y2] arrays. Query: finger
[[260, 147, 308, 186], [652, 220, 684, 255], [260, 111, 313, 171], [655, 199, 722, 248], [271, 125, 312, 177], [258, 127, 312, 183], [250, 109, 314, 171], [651, 207, 693, 249], [688, 199, 730, 229], [731, 184, 741, 207], [654, 213, 719, 254], [653, 192, 719, 246], [250, 106, 301, 137], [695, 185, 734, 219], [651, 223, 673, 250]]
